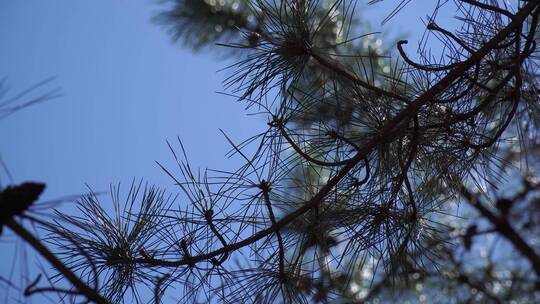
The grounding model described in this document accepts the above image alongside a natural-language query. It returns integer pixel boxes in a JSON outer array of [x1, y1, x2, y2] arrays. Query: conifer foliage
[[3, 1, 540, 303]]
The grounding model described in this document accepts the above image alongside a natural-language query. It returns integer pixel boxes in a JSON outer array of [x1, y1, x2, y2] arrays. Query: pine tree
[[2, 1, 540, 303]]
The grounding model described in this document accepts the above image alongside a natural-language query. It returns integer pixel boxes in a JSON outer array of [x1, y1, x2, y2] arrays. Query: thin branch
[[459, 185, 540, 276], [259, 180, 286, 277], [6, 219, 110, 304]]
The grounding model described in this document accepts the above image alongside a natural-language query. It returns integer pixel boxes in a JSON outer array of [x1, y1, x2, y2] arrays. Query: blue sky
[[0, 1, 267, 199], [0, 1, 449, 302]]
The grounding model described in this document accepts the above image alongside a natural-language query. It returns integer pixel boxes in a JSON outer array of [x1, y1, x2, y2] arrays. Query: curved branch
[[427, 22, 475, 53], [203, 209, 229, 266], [272, 119, 356, 167], [398, 40, 461, 72], [259, 180, 286, 277]]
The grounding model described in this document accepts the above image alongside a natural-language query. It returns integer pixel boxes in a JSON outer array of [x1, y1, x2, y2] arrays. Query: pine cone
[[0, 182, 45, 234]]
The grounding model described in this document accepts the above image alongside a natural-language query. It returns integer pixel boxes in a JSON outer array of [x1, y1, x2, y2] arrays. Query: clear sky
[[0, 0, 267, 199], [0, 1, 449, 302]]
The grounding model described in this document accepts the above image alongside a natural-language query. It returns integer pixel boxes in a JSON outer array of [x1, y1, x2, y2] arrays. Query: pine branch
[[118, 0, 540, 269]]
